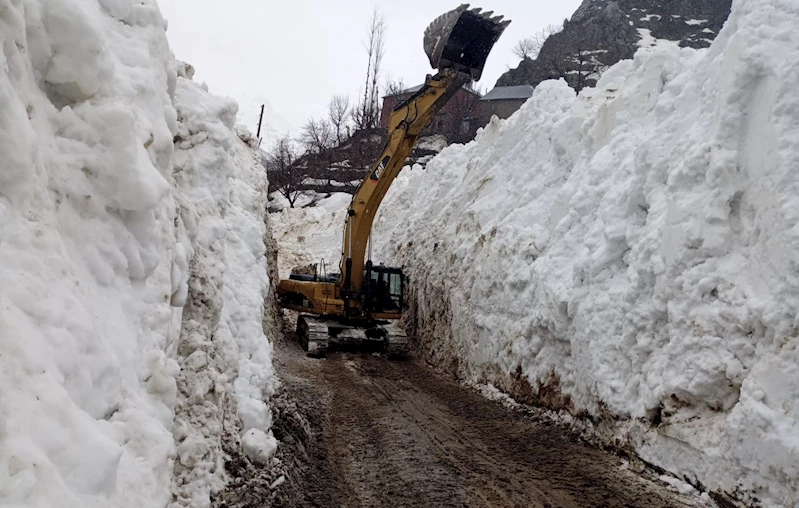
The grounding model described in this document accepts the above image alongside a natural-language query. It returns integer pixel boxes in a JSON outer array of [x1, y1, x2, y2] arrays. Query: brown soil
[[217, 319, 705, 508]]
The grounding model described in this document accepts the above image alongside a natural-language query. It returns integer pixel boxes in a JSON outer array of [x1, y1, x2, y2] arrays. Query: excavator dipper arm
[[339, 69, 470, 301]]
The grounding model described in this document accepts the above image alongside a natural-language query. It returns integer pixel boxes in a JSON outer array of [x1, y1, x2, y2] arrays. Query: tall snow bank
[[0, 0, 180, 505], [0, 1, 277, 506], [374, 0, 799, 504], [169, 73, 277, 507]]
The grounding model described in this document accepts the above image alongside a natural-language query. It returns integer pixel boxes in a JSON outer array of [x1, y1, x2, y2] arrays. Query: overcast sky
[[157, 0, 583, 137]]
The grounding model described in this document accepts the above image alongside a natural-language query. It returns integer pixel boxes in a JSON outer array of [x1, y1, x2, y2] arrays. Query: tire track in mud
[[240, 327, 707, 508]]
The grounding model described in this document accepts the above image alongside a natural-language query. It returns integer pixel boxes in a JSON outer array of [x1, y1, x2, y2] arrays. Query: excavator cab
[[364, 263, 404, 316]]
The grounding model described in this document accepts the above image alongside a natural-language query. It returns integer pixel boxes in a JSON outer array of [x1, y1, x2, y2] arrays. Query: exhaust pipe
[[424, 4, 511, 81]]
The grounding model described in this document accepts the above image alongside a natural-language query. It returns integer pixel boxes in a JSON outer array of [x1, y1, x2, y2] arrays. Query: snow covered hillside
[[0, 1, 276, 506], [374, 0, 799, 505]]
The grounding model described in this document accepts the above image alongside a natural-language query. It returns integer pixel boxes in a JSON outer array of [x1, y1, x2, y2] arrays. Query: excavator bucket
[[424, 4, 511, 81]]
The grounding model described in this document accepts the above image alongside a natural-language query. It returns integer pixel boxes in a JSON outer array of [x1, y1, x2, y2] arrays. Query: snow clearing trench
[[368, 0, 799, 506], [3, 0, 797, 506]]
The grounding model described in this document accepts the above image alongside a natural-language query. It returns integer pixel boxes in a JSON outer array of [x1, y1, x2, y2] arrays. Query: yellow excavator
[[277, 4, 510, 357]]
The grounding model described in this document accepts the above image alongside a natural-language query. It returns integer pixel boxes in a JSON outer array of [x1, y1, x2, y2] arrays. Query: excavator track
[[297, 315, 330, 358], [296, 314, 409, 359], [383, 322, 410, 358]]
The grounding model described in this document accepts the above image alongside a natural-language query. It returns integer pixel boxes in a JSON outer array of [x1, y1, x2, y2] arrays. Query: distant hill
[[497, 0, 732, 89]]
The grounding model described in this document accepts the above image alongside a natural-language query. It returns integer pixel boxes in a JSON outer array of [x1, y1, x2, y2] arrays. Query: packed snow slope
[[374, 0, 799, 505], [0, 1, 276, 507], [269, 192, 352, 279]]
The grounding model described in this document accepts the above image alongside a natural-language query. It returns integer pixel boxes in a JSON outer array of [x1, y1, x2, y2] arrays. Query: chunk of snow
[[270, 475, 286, 489], [242, 429, 278, 465], [659, 475, 699, 496], [636, 28, 658, 48], [417, 135, 448, 152]]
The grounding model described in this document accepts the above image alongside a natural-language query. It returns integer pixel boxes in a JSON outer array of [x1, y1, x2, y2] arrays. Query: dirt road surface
[[219, 329, 707, 508]]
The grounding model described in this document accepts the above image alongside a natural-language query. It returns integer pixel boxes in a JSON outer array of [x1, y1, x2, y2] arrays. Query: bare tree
[[512, 38, 538, 60], [299, 118, 336, 187], [441, 89, 482, 143], [543, 26, 608, 93], [328, 94, 351, 144], [265, 136, 305, 208], [368, 10, 386, 125], [353, 7, 386, 130], [514, 23, 562, 61], [551, 48, 605, 93], [384, 77, 406, 97], [300, 118, 334, 154]]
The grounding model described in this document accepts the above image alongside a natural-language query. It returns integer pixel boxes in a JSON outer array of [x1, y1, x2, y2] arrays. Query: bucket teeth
[[423, 4, 511, 81], [424, 4, 469, 36]]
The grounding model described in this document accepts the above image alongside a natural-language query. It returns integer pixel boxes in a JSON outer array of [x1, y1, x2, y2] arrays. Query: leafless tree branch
[[264, 136, 305, 208], [354, 7, 387, 130], [328, 94, 351, 144]]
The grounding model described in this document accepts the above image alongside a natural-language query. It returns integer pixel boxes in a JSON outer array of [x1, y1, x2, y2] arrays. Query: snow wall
[[0, 1, 277, 506], [374, 0, 799, 505]]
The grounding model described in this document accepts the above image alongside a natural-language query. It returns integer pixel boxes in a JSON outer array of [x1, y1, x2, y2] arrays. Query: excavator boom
[[339, 69, 469, 303], [277, 5, 509, 357], [339, 5, 510, 304]]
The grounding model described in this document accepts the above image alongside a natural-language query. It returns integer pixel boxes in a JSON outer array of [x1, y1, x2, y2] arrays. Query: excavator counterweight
[[277, 5, 509, 357]]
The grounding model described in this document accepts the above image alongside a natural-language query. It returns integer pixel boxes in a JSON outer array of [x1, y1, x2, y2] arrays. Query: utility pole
[[256, 104, 265, 145]]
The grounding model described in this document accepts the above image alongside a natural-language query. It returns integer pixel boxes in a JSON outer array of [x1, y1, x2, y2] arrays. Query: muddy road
[[220, 328, 705, 508]]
